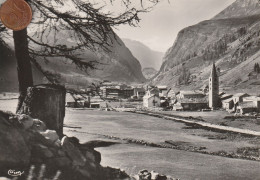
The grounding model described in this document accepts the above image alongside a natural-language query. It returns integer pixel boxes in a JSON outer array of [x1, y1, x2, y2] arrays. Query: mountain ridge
[[152, 0, 260, 94]]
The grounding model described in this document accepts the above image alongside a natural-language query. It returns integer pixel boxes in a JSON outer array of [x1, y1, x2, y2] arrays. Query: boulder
[[31, 144, 54, 158], [0, 114, 31, 172], [32, 119, 47, 132], [151, 171, 159, 180], [61, 136, 86, 167], [138, 169, 151, 180], [40, 130, 59, 143], [17, 114, 34, 130]]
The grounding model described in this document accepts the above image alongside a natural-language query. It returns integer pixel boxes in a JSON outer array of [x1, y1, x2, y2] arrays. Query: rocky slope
[[122, 38, 164, 70], [151, 0, 260, 94], [142, 67, 158, 79], [0, 33, 146, 92]]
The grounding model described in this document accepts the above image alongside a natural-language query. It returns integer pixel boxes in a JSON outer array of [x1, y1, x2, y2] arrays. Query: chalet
[[237, 102, 259, 115], [233, 93, 249, 105], [174, 98, 208, 111], [222, 98, 234, 110]]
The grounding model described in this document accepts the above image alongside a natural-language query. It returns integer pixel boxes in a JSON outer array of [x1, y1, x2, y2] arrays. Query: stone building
[[209, 62, 219, 109]]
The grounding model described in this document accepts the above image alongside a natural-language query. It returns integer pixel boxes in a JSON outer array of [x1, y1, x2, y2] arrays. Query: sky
[[114, 0, 236, 52], [0, 0, 236, 52]]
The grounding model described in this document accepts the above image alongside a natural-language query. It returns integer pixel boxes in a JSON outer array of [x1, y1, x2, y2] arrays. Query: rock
[[151, 171, 159, 180], [40, 130, 59, 143], [32, 118, 47, 132], [17, 114, 33, 130], [0, 113, 31, 170], [85, 151, 96, 162], [61, 136, 86, 167], [138, 169, 151, 180], [54, 139, 61, 147], [46, 157, 71, 168], [157, 175, 167, 180], [32, 144, 54, 158]]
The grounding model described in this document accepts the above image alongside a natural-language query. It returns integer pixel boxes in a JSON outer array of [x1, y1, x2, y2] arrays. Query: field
[[63, 109, 260, 180], [1, 99, 260, 179]]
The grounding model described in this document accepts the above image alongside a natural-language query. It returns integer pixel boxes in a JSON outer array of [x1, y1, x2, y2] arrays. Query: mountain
[[122, 38, 164, 70], [213, 0, 260, 20], [142, 67, 158, 80], [152, 0, 260, 94], [0, 33, 146, 92]]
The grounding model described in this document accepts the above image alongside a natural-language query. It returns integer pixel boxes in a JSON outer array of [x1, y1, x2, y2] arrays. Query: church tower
[[209, 62, 219, 109]]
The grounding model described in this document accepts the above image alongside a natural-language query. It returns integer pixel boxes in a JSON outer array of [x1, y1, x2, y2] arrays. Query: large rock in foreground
[[0, 111, 129, 180]]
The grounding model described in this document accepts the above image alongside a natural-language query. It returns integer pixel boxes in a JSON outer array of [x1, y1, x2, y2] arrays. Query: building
[[143, 94, 160, 108], [133, 87, 146, 99], [237, 102, 259, 115], [222, 98, 234, 110], [146, 87, 160, 97], [174, 98, 208, 111], [178, 91, 205, 99], [157, 86, 168, 97], [209, 62, 220, 109], [233, 93, 249, 105]]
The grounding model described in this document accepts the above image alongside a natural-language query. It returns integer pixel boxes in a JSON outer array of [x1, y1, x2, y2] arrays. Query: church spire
[[209, 61, 219, 109], [210, 61, 217, 78]]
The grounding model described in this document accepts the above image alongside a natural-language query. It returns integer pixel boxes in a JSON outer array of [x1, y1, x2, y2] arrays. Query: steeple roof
[[210, 61, 218, 78]]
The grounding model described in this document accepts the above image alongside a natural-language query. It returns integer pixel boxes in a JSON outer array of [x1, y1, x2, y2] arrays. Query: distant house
[[174, 98, 208, 111], [90, 96, 107, 108], [237, 102, 259, 115], [233, 93, 249, 105], [146, 87, 160, 97], [143, 94, 160, 108], [157, 86, 168, 97], [222, 98, 234, 110], [133, 87, 146, 99], [66, 93, 77, 107], [167, 90, 177, 98]]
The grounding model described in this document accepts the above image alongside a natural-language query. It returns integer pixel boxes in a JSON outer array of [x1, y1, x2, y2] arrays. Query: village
[[66, 62, 260, 116]]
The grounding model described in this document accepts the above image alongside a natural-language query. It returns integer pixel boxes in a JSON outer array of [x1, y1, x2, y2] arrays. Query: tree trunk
[[17, 84, 66, 137], [13, 28, 33, 112]]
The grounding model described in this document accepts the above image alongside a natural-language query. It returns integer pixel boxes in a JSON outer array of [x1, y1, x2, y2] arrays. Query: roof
[[233, 93, 248, 97], [238, 102, 257, 108], [222, 97, 233, 103], [179, 98, 207, 104], [66, 93, 75, 102], [180, 91, 204, 96], [157, 86, 167, 90], [210, 62, 218, 78], [243, 96, 260, 101], [220, 94, 232, 98]]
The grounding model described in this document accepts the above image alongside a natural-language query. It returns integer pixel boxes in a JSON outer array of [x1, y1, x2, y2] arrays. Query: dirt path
[[134, 111, 260, 136]]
